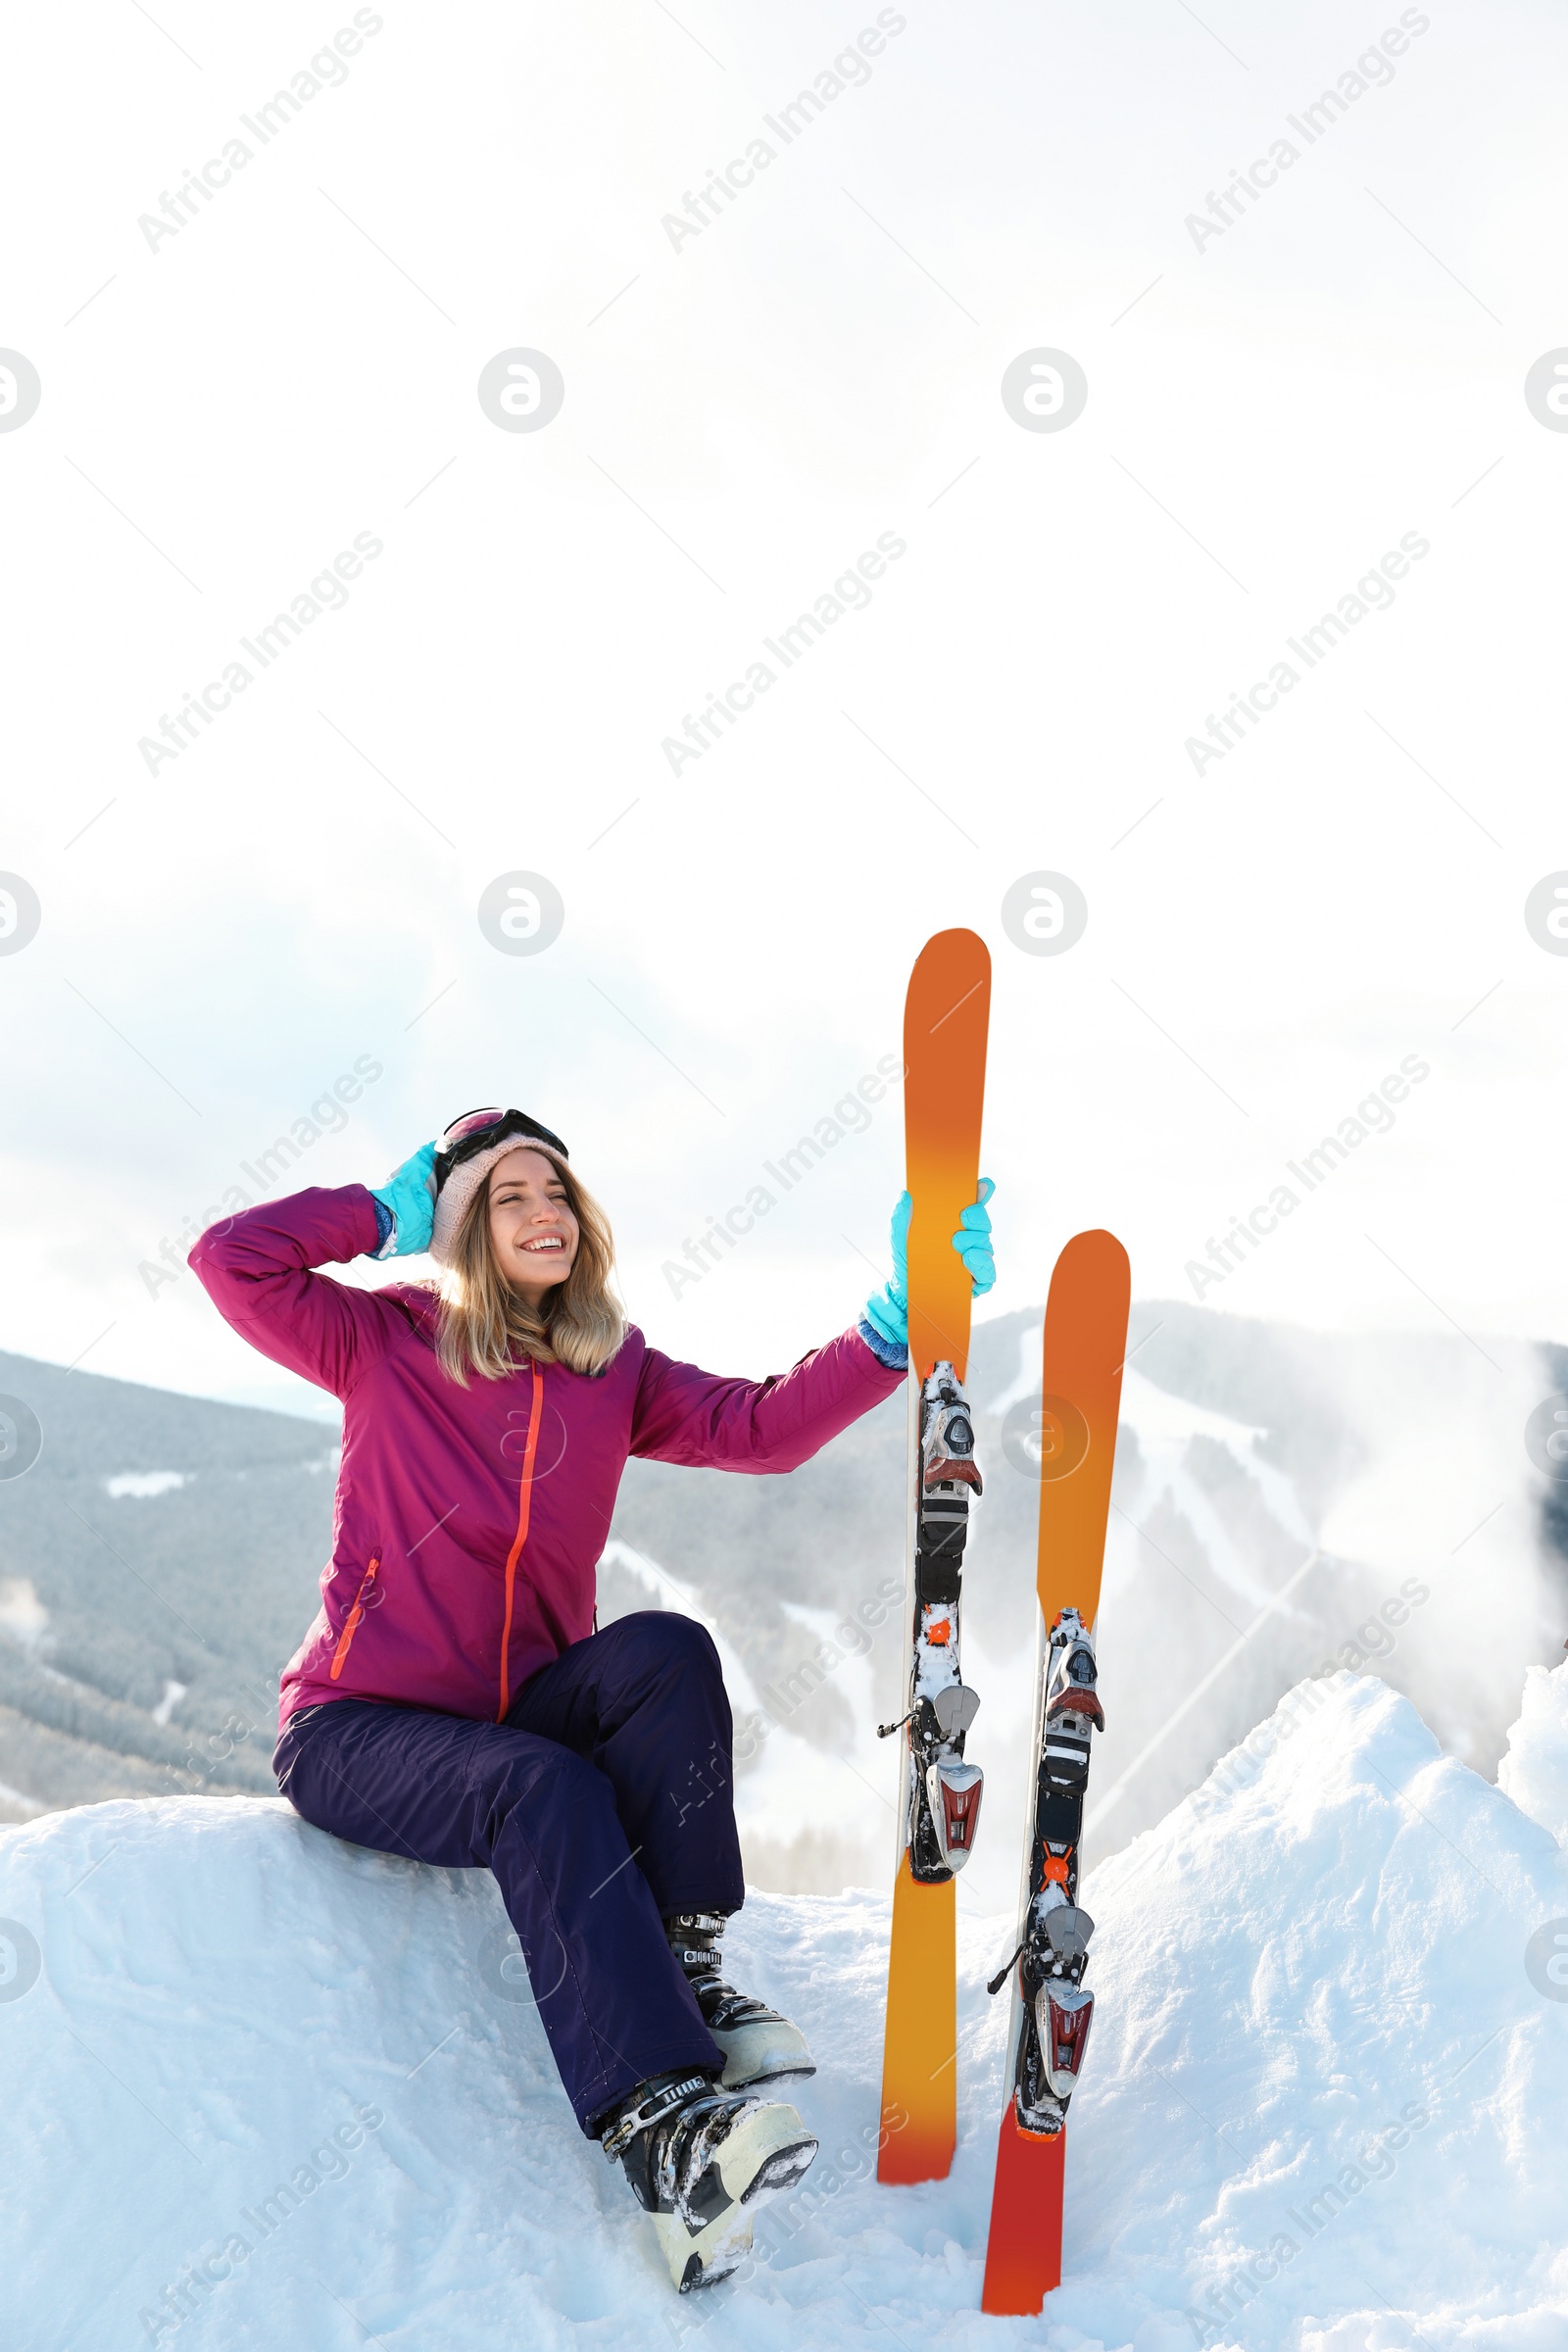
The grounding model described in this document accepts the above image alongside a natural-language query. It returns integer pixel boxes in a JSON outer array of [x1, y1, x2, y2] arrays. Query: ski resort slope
[[3, 1669, 1567, 2351]]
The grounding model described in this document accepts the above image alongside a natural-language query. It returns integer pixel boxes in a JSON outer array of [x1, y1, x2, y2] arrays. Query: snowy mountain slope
[[0, 1347, 335, 1821], [3, 1666, 1566, 2351], [1069, 1304, 1567, 1869]]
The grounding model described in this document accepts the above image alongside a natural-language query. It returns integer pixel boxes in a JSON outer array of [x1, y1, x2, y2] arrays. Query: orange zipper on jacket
[[496, 1363, 544, 1721], [329, 1551, 381, 1682]]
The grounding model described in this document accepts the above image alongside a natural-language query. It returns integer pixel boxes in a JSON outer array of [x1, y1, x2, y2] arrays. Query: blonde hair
[[434, 1144, 625, 1383]]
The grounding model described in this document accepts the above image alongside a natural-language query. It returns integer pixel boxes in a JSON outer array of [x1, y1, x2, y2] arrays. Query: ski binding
[[882, 1362, 986, 1883], [1002, 1609, 1104, 2134]]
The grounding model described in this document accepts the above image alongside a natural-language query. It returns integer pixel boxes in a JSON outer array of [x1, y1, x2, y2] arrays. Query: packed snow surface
[[1498, 1657, 1568, 1850], [4, 1669, 1568, 2351]]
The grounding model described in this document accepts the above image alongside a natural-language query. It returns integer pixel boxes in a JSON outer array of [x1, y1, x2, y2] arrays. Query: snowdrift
[[3, 1670, 1567, 2352]]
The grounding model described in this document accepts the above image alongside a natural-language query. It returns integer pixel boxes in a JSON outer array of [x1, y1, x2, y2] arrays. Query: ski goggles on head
[[433, 1105, 570, 1191]]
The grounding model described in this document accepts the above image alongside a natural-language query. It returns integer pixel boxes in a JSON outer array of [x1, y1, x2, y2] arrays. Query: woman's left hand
[[862, 1177, 998, 1355], [953, 1175, 996, 1295]]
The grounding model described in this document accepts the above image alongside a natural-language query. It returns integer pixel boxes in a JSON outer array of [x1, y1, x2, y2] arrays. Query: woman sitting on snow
[[192, 1105, 994, 2292]]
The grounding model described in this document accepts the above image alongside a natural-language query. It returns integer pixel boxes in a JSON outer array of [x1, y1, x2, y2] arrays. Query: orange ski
[[981, 1230, 1129, 2311], [876, 928, 991, 2185]]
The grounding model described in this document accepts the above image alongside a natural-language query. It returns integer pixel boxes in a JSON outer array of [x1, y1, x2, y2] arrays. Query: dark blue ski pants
[[273, 1610, 743, 2133]]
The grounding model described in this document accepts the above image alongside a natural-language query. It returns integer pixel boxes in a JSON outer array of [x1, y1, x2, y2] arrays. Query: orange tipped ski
[[1034, 1234, 1129, 1638], [877, 929, 990, 2184], [902, 931, 988, 1394], [981, 1229, 1130, 2312]]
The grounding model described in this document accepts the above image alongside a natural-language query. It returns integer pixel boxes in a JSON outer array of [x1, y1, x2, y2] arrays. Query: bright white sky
[[3, 0, 1566, 1415]]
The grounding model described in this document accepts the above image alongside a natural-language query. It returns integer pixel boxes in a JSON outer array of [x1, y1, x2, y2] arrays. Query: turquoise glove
[[861, 1177, 996, 1353], [954, 1177, 997, 1294], [369, 1141, 437, 1259], [862, 1190, 913, 1353]]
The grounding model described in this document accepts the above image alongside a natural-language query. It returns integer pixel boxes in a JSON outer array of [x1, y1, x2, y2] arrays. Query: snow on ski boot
[[1042, 1608, 1102, 1794], [601, 2067, 818, 2292], [667, 1912, 816, 2088]]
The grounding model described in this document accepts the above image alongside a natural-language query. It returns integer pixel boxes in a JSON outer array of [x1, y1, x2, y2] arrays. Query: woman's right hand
[[369, 1141, 438, 1258]]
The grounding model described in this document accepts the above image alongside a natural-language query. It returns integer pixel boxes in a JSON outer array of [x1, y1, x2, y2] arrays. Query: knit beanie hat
[[429, 1111, 569, 1268]]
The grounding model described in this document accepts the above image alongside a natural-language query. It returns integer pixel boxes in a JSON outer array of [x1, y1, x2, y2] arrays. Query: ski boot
[[601, 2067, 818, 2291], [667, 1912, 815, 2087]]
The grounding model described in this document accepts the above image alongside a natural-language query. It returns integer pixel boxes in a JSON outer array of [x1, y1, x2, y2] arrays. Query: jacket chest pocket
[[329, 1550, 381, 1681]]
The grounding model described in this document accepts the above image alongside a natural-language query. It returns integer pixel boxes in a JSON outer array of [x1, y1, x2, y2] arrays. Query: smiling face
[[486, 1147, 580, 1308]]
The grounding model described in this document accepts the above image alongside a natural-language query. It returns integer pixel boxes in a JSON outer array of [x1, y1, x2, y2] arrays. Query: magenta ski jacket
[[191, 1186, 904, 1733]]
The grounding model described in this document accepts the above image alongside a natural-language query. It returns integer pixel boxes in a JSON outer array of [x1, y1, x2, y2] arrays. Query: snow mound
[[1498, 1655, 1568, 1847], [2, 1674, 1567, 2350]]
